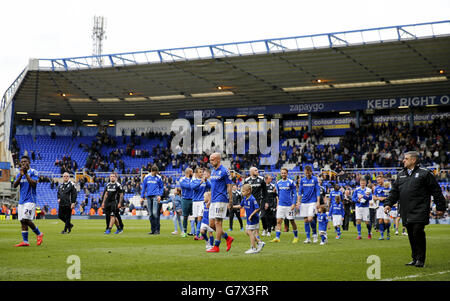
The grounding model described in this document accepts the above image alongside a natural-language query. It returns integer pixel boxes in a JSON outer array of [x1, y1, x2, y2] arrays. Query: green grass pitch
[[1, 219, 449, 281]]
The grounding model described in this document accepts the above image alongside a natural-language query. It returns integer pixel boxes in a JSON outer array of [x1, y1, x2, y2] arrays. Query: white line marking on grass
[[381, 270, 450, 281]]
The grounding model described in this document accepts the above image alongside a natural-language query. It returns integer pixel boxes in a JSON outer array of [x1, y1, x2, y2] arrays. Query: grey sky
[[1, 0, 449, 98]]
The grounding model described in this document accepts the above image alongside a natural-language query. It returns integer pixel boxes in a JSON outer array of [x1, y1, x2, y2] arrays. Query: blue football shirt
[[210, 165, 233, 203], [275, 178, 296, 206], [16, 168, 39, 205], [298, 176, 320, 204], [240, 195, 260, 226]]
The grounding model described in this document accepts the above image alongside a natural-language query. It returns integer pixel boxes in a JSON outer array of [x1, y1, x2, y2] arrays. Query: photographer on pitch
[[384, 151, 446, 268]]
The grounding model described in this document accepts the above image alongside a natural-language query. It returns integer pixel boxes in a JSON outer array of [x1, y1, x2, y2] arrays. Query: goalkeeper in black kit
[[101, 173, 124, 234]]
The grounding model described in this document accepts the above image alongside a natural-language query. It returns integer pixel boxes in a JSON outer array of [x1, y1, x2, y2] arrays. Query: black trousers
[[58, 205, 72, 231], [272, 211, 277, 230], [261, 209, 274, 231], [343, 206, 351, 230], [105, 205, 124, 230], [405, 223, 426, 262], [369, 208, 377, 229], [229, 209, 243, 230]]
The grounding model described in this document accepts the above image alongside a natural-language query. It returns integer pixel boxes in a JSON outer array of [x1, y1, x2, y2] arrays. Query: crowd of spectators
[[11, 137, 21, 167], [339, 117, 449, 169], [11, 116, 449, 192], [54, 155, 77, 175], [72, 116, 449, 180]]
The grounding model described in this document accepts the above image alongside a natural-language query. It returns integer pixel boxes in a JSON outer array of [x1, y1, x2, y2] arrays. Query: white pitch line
[[381, 270, 450, 281]]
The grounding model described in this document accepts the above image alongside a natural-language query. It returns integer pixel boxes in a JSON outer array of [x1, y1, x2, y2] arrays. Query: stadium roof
[[3, 20, 450, 121]]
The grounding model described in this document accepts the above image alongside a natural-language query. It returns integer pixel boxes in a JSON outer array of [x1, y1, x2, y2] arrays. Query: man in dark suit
[[384, 151, 446, 268]]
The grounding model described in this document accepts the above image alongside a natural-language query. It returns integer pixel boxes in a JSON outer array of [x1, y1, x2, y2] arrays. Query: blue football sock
[[32, 227, 41, 236], [386, 222, 390, 234], [357, 224, 362, 236], [196, 220, 202, 236], [222, 232, 228, 239], [201, 232, 208, 241], [276, 230, 281, 239], [293, 230, 298, 238], [22, 231, 29, 243], [304, 222, 311, 239], [209, 236, 214, 246], [190, 220, 195, 234], [367, 224, 372, 235], [214, 239, 221, 247], [379, 223, 384, 237], [310, 219, 317, 235], [321, 235, 326, 242]]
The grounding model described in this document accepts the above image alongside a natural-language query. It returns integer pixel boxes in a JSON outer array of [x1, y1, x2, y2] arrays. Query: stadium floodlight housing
[[40, 119, 51, 121], [389, 76, 447, 84], [69, 98, 91, 102], [87, 113, 98, 116], [16, 112, 27, 114], [124, 114, 135, 117], [149, 95, 186, 101], [49, 113, 60, 116], [98, 98, 120, 102], [160, 112, 171, 116], [92, 16, 106, 67], [124, 97, 147, 101], [282, 85, 331, 92], [191, 91, 234, 98], [333, 81, 386, 88], [82, 120, 93, 122], [62, 119, 72, 122]]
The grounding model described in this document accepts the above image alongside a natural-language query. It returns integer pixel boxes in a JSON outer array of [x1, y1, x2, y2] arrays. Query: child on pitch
[[329, 195, 345, 239], [170, 188, 183, 235], [317, 205, 329, 245], [199, 192, 215, 250], [234, 184, 265, 254], [381, 181, 392, 239]]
